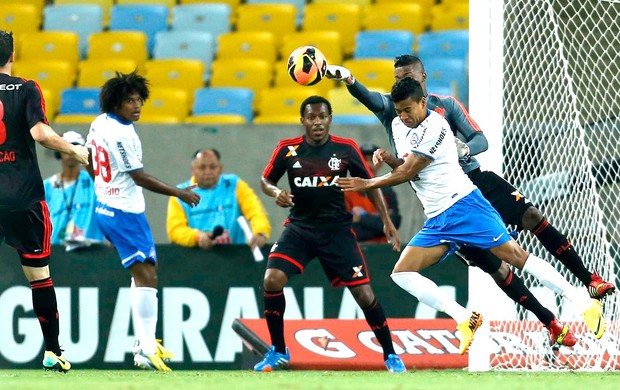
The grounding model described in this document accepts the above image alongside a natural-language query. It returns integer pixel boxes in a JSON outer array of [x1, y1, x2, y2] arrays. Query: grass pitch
[[2, 369, 619, 390]]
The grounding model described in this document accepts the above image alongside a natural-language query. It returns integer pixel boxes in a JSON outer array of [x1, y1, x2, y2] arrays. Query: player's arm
[[30, 122, 89, 165], [326, 65, 386, 112], [129, 169, 200, 207], [445, 97, 488, 157], [261, 177, 294, 208]]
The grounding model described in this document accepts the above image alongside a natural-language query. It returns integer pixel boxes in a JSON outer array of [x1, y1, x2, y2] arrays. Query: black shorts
[[267, 223, 370, 287], [467, 169, 533, 229], [0, 201, 52, 267]]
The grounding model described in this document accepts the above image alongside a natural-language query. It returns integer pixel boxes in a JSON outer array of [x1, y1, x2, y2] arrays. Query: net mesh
[[491, 0, 620, 370]]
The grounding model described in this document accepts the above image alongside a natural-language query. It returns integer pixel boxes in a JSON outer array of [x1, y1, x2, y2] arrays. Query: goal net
[[468, 0, 620, 370]]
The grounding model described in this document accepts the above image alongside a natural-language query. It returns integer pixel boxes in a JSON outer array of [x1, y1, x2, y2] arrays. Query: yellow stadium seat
[[54, 0, 114, 27], [141, 87, 190, 123], [363, 3, 425, 35], [78, 59, 138, 88], [375, 0, 433, 27], [53, 114, 96, 124], [252, 115, 301, 125], [328, 87, 385, 117], [256, 87, 320, 118], [312, 0, 370, 5], [273, 60, 335, 97], [13, 61, 76, 96], [0, 4, 41, 34], [41, 88, 59, 120], [431, 1, 469, 31], [87, 32, 148, 71], [144, 59, 205, 103], [281, 31, 342, 65], [235, 4, 296, 46], [342, 59, 393, 90], [17, 32, 80, 68], [217, 32, 277, 63], [185, 114, 247, 125], [0, 0, 44, 8], [210, 59, 272, 98], [302, 3, 361, 57]]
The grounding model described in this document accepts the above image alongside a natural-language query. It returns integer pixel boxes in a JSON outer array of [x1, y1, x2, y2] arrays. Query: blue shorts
[[409, 189, 512, 259], [95, 202, 157, 268]]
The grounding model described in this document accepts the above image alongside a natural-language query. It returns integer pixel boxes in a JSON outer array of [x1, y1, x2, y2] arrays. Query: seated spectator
[[345, 144, 401, 243], [167, 148, 271, 251], [43, 131, 104, 251]]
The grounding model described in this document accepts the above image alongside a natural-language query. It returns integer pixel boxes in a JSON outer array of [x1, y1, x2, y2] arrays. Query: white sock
[[391, 272, 471, 324], [522, 254, 591, 312], [132, 286, 159, 355]]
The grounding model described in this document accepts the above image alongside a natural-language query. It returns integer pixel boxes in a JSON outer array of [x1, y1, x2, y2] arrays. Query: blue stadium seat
[[417, 30, 469, 61], [153, 31, 215, 82], [422, 58, 468, 103], [109, 5, 168, 55], [331, 115, 379, 125], [354, 30, 414, 59], [43, 5, 103, 58], [171, 4, 231, 40], [191, 88, 254, 123], [59, 88, 101, 115]]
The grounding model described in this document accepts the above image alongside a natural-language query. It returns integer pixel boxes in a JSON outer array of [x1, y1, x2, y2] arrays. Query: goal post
[[468, 0, 620, 371]]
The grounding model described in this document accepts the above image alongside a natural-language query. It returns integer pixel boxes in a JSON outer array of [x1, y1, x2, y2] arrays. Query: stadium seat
[[17, 32, 80, 68], [426, 84, 455, 97], [235, 4, 297, 46], [77, 59, 138, 88], [423, 58, 468, 102], [431, 1, 469, 31], [109, 5, 169, 56], [43, 5, 103, 59], [328, 88, 380, 125], [116, 0, 176, 8], [281, 31, 342, 65], [171, 4, 231, 38], [179, 0, 240, 6], [209, 59, 272, 99], [144, 59, 205, 103], [331, 115, 379, 125], [0, 4, 41, 34], [374, 0, 433, 28], [302, 3, 361, 57], [217, 32, 277, 63], [0, 0, 45, 8], [58, 87, 100, 115], [252, 115, 301, 124], [41, 88, 59, 120], [140, 87, 190, 124], [53, 0, 113, 27], [272, 60, 335, 97], [256, 87, 320, 119], [417, 30, 469, 61], [245, 0, 305, 25], [362, 3, 425, 36], [88, 31, 148, 71], [152, 31, 215, 82], [185, 115, 247, 125], [190, 87, 254, 123], [353, 30, 414, 59], [12, 61, 76, 96], [342, 59, 394, 90]]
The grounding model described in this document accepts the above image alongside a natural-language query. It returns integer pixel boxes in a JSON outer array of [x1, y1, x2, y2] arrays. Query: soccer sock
[[532, 218, 592, 286], [132, 286, 158, 355], [31, 277, 61, 355], [391, 272, 471, 324], [264, 290, 286, 354], [496, 269, 554, 326], [522, 254, 591, 313], [361, 298, 395, 360]]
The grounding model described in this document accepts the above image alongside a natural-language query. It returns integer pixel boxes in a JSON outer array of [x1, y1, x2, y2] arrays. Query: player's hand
[[71, 144, 90, 165], [178, 185, 200, 207], [274, 188, 294, 208], [336, 177, 370, 192], [455, 138, 470, 158], [383, 221, 401, 252], [249, 233, 267, 252], [325, 65, 355, 85], [373, 149, 402, 168]]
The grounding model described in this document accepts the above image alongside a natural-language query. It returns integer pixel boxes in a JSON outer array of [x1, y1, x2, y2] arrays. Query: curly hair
[[0, 30, 14, 67], [99, 70, 149, 113]]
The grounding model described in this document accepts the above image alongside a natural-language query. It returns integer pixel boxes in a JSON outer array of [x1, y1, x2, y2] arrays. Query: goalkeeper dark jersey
[[262, 134, 373, 229], [0, 73, 47, 211], [347, 80, 487, 174]]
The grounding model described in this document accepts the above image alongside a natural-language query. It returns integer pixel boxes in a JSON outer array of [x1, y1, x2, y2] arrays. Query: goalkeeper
[[326, 55, 615, 302]]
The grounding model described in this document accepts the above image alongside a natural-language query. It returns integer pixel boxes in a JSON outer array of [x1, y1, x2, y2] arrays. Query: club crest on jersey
[[328, 157, 341, 171], [293, 175, 340, 188], [410, 133, 419, 147]]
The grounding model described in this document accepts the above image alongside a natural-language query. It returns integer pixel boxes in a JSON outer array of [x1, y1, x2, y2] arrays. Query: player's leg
[[2, 203, 71, 372]]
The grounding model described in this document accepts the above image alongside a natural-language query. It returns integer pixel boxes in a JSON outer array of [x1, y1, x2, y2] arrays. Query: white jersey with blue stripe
[[391, 110, 476, 218], [87, 113, 145, 213]]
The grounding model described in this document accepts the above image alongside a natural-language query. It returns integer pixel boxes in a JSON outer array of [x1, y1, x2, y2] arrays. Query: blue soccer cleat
[[385, 353, 406, 373], [253, 346, 290, 372]]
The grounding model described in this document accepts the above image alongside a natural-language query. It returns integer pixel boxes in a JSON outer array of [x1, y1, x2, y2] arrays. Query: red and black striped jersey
[[0, 73, 47, 211], [263, 134, 373, 229]]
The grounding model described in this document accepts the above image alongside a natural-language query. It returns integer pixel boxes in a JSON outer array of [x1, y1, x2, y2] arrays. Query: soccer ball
[[287, 46, 328, 86]]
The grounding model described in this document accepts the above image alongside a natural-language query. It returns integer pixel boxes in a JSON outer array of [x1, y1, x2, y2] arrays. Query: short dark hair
[[390, 77, 426, 104], [300, 95, 332, 117], [0, 30, 14, 67], [192, 148, 221, 160], [99, 70, 149, 114], [360, 144, 379, 155], [394, 54, 424, 70]]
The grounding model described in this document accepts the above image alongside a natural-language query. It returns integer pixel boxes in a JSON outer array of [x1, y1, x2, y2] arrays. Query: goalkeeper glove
[[326, 65, 355, 85], [454, 138, 470, 158]]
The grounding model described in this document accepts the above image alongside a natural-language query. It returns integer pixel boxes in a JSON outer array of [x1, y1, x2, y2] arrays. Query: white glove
[[325, 65, 355, 85], [455, 138, 470, 158]]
